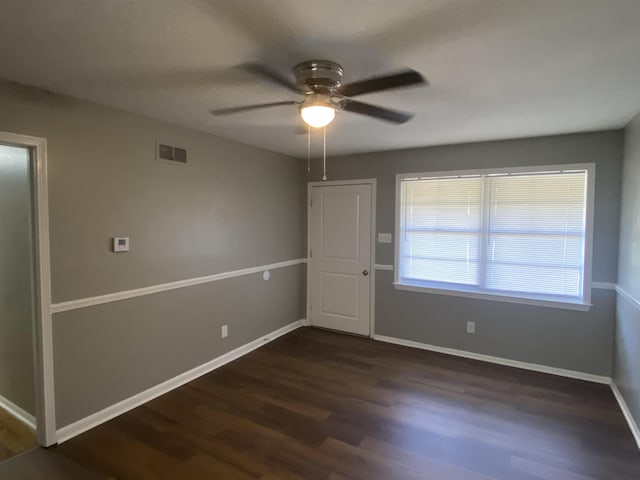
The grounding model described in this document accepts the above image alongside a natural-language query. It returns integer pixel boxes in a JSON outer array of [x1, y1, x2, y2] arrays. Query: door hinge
[[309, 250, 312, 258], [310, 197, 313, 207]]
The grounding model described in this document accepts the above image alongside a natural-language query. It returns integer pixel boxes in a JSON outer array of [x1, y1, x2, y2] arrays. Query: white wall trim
[[51, 259, 307, 314], [615, 285, 640, 311], [374, 264, 394, 271], [307, 179, 377, 187], [0, 393, 36, 431], [373, 334, 611, 384], [611, 382, 640, 449], [56, 319, 306, 443]]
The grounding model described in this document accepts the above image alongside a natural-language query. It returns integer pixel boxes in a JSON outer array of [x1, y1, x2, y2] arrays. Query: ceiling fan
[[210, 60, 427, 128]]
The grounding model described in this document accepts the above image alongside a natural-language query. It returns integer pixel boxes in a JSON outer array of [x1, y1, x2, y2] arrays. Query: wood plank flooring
[[53, 327, 640, 479], [0, 447, 116, 480], [0, 405, 36, 462]]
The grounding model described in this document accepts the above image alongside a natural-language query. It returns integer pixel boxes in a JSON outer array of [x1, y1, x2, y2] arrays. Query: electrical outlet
[[221, 325, 228, 338], [466, 321, 476, 334]]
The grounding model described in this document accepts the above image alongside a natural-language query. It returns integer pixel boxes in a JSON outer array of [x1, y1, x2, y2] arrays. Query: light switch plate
[[378, 233, 392, 244], [112, 237, 130, 253]]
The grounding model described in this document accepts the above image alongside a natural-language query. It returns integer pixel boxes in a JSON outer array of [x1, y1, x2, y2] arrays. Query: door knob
[[362, 270, 369, 276]]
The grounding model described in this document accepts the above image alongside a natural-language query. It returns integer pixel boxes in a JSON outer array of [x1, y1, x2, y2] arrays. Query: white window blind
[[401, 177, 482, 286], [396, 166, 593, 306]]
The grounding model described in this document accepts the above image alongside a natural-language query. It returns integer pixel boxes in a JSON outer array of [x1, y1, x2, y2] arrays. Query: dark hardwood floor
[[53, 327, 640, 479]]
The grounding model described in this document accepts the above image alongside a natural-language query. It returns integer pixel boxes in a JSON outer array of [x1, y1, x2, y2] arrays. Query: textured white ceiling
[[1, 0, 640, 158]]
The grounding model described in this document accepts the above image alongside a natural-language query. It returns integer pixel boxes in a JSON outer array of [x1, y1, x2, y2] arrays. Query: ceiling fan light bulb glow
[[300, 105, 336, 128]]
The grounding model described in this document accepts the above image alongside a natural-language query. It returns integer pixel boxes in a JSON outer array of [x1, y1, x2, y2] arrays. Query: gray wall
[[614, 112, 640, 427], [53, 266, 304, 426], [0, 80, 306, 427], [311, 131, 622, 375], [0, 144, 36, 415]]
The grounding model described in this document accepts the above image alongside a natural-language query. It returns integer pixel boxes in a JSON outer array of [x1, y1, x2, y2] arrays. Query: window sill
[[392, 282, 592, 311]]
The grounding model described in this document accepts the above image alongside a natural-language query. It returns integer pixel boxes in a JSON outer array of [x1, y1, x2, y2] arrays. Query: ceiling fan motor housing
[[294, 60, 344, 93]]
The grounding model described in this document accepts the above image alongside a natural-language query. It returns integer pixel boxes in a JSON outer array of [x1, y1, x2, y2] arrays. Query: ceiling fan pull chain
[[307, 126, 311, 174], [322, 126, 327, 181]]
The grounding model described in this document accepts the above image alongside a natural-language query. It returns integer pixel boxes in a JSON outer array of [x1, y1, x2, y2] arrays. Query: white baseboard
[[0, 393, 36, 431], [56, 319, 306, 443], [372, 334, 611, 384], [611, 382, 640, 449]]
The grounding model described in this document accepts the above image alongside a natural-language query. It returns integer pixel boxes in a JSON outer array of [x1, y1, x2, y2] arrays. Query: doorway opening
[[0, 132, 55, 458]]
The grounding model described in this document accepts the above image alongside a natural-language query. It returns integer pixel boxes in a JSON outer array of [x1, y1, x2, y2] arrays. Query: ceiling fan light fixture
[[300, 103, 336, 128]]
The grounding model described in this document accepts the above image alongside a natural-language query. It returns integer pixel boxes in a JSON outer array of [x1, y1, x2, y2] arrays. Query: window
[[395, 164, 594, 310]]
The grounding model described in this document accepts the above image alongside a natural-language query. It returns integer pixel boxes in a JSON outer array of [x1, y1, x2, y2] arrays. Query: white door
[[309, 183, 372, 336]]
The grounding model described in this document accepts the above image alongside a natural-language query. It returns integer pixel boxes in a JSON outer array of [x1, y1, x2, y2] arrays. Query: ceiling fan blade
[[340, 99, 414, 124], [239, 63, 301, 93], [339, 69, 426, 97], [210, 101, 297, 116]]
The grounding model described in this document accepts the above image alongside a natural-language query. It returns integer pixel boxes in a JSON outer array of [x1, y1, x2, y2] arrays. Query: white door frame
[[307, 179, 377, 338], [0, 131, 56, 446]]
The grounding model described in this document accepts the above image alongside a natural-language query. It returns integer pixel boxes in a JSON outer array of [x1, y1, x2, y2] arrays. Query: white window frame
[[394, 163, 595, 311]]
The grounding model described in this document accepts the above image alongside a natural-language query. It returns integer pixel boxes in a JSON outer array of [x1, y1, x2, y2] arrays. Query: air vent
[[157, 143, 187, 163]]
